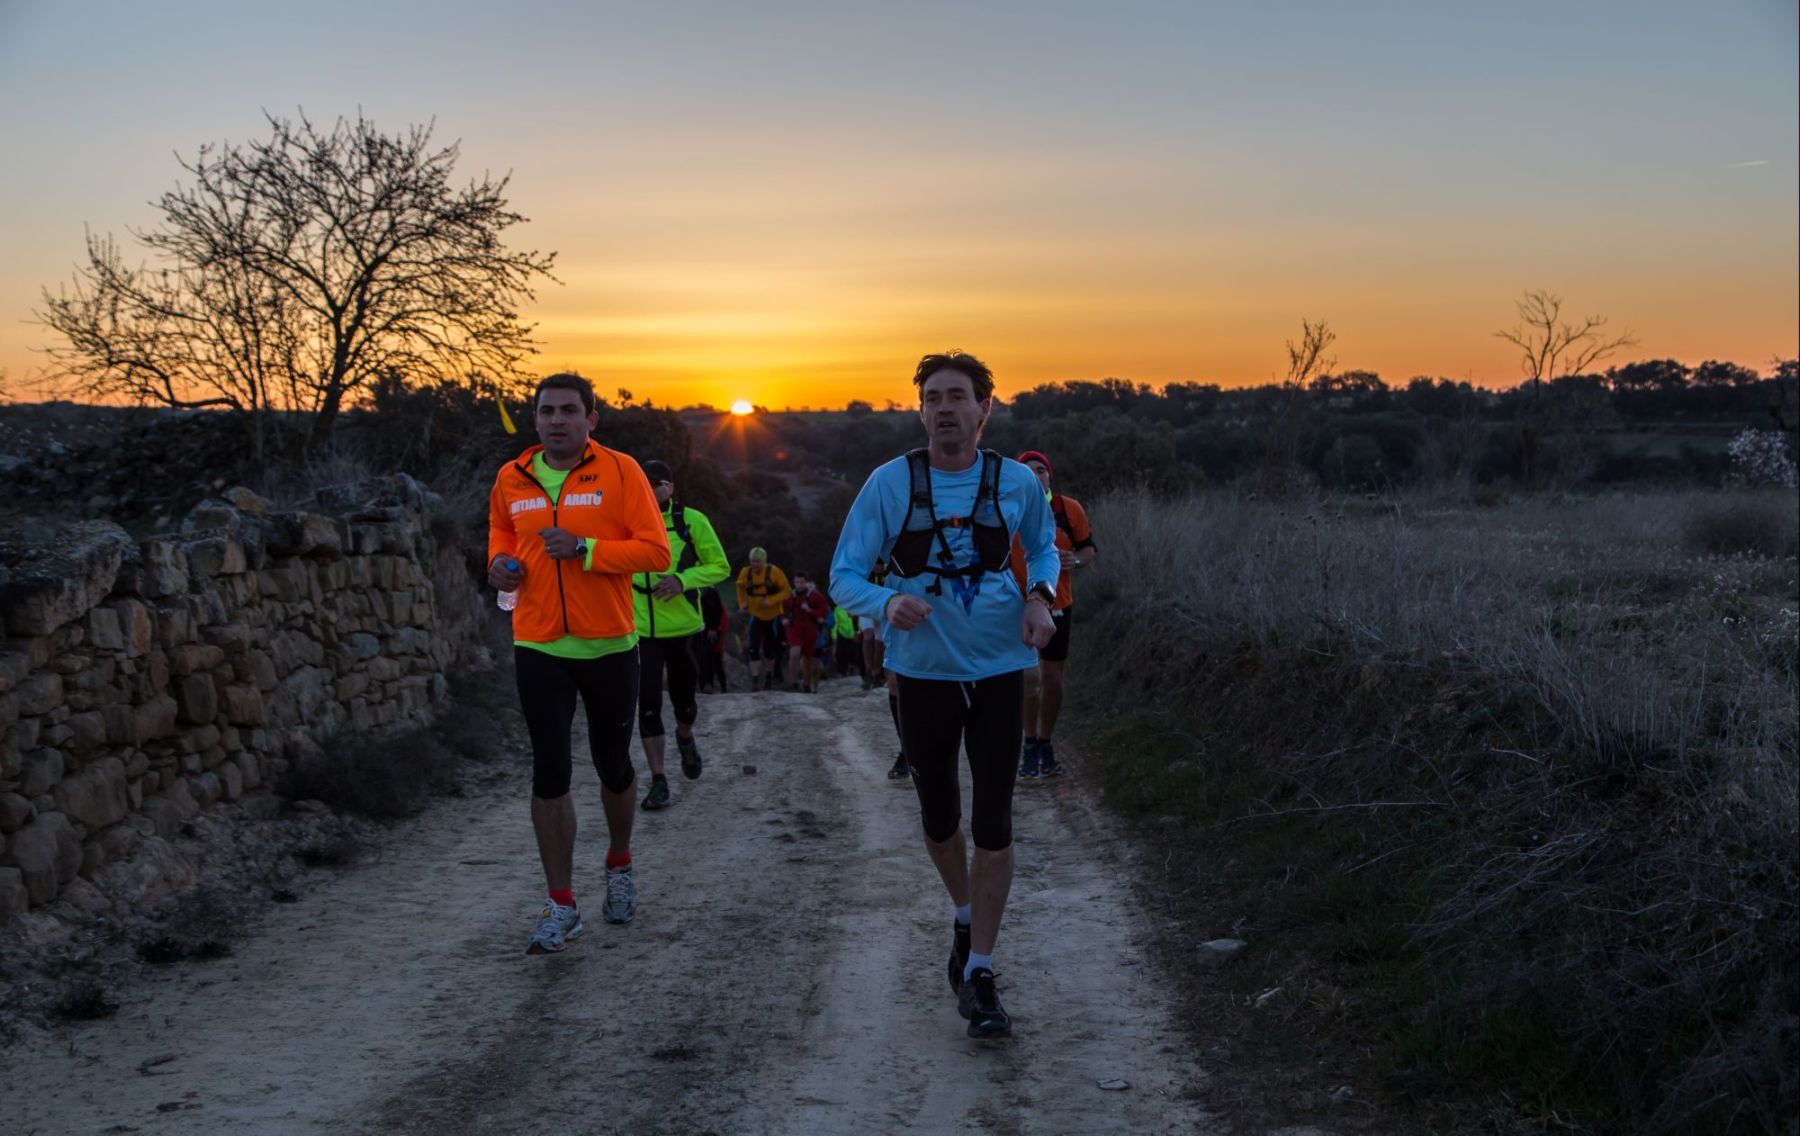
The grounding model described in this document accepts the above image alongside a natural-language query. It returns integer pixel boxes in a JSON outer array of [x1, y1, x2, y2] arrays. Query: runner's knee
[[594, 752, 635, 794], [637, 709, 665, 739], [970, 813, 1012, 852], [673, 700, 698, 727], [532, 759, 573, 801]]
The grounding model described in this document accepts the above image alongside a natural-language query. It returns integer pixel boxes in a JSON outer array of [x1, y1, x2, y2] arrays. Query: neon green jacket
[[832, 605, 855, 639], [631, 501, 731, 639]]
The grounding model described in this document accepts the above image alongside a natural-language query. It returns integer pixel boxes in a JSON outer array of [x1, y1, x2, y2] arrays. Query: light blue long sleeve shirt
[[829, 451, 1061, 682]]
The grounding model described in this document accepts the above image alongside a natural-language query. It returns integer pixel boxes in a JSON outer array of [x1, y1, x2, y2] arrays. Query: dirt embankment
[[4, 678, 1219, 1135]]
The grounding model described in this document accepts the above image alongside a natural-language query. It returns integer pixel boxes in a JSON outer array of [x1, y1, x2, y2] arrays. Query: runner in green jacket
[[632, 460, 732, 810]]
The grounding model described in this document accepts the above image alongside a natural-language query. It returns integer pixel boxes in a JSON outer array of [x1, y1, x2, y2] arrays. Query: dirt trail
[[5, 678, 1213, 1135]]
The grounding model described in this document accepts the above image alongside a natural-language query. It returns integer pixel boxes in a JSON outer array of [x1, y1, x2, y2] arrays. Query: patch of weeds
[[1072, 631, 1797, 1134], [1682, 502, 1798, 559], [279, 725, 455, 818], [136, 937, 232, 965], [52, 984, 119, 1021], [295, 835, 363, 868], [276, 666, 515, 817]]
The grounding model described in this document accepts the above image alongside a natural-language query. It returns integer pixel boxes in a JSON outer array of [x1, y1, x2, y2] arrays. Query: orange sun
[[730, 400, 754, 416]]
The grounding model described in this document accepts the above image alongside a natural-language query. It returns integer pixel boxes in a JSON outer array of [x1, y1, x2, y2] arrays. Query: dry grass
[[1075, 486, 1797, 1134]]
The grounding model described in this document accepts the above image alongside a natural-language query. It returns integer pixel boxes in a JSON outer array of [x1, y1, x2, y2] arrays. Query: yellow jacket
[[736, 563, 791, 620]]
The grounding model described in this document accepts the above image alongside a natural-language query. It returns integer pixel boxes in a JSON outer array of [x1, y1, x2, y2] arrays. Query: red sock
[[605, 849, 631, 870], [548, 887, 575, 907]]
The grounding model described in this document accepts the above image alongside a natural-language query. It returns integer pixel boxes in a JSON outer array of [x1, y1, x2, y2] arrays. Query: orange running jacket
[[487, 441, 672, 643]]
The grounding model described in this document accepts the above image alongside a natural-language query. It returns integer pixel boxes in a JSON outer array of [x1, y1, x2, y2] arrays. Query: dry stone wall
[[0, 476, 484, 926]]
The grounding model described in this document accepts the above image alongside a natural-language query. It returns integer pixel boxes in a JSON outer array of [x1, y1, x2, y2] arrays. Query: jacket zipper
[[515, 449, 595, 639]]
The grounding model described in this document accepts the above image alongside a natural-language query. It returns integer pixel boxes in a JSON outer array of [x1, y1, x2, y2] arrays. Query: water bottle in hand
[[496, 557, 521, 612]]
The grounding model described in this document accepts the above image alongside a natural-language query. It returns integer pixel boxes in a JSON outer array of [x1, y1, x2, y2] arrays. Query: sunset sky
[[0, 1, 1793, 411]]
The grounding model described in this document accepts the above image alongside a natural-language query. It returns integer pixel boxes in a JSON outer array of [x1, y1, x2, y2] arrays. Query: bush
[[276, 669, 513, 818], [1683, 501, 1798, 558]]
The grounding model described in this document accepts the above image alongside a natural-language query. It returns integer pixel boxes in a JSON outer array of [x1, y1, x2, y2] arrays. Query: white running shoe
[[603, 864, 638, 924], [526, 899, 583, 954]]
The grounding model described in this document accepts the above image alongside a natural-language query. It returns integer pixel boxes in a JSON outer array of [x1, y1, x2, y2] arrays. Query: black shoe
[[957, 967, 1011, 1038], [887, 753, 911, 782], [641, 777, 671, 810], [678, 737, 702, 780], [1039, 739, 1063, 778], [948, 921, 971, 993]]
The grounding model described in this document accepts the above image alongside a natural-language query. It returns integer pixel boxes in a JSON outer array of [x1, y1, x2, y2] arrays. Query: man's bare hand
[[1022, 600, 1056, 648], [651, 576, 684, 599], [1058, 548, 1079, 570], [488, 555, 524, 591], [539, 526, 582, 560], [886, 594, 931, 631]]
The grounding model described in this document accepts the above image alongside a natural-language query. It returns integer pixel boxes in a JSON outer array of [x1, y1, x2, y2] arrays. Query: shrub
[[1683, 501, 1798, 558]]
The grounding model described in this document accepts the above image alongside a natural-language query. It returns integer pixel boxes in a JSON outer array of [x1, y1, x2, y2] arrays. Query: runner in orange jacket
[[487, 372, 670, 952]]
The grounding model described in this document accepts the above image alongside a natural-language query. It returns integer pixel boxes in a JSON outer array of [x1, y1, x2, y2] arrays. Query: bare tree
[[1495, 289, 1636, 398], [37, 111, 558, 454], [1284, 318, 1338, 390], [1257, 318, 1337, 497]]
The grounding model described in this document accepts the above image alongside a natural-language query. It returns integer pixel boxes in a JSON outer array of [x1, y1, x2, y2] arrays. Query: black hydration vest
[[887, 448, 1012, 596], [635, 500, 701, 608], [744, 566, 778, 597]]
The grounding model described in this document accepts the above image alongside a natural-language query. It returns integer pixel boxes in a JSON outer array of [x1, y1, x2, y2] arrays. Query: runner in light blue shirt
[[828, 350, 1058, 1041]]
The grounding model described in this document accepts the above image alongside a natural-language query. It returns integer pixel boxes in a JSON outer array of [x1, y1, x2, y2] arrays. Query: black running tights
[[896, 671, 1023, 852], [515, 645, 639, 798]]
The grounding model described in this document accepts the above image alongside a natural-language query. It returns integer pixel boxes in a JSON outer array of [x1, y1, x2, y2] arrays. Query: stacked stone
[[0, 477, 470, 924]]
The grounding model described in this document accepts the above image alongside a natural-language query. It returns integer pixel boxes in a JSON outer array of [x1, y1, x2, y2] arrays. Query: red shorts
[[786, 620, 821, 658]]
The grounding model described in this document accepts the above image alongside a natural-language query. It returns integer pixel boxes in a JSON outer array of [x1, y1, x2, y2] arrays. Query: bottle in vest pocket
[[496, 557, 522, 612]]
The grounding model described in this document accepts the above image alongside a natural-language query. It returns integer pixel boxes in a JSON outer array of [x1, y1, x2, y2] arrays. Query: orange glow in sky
[[0, 4, 1793, 412]]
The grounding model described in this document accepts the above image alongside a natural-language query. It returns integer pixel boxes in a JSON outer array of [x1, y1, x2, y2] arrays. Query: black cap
[[641, 459, 673, 484]]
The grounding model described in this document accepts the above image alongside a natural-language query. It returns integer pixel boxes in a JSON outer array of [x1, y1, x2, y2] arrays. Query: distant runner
[[487, 373, 671, 953], [735, 548, 791, 692], [697, 587, 730, 694], [831, 601, 859, 680], [631, 460, 731, 811], [831, 350, 1059, 1039], [785, 572, 831, 693], [1009, 450, 1096, 779]]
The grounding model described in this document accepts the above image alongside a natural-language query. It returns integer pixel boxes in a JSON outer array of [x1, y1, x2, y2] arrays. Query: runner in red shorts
[[785, 571, 831, 693]]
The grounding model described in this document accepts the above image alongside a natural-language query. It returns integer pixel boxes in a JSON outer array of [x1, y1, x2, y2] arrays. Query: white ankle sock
[[963, 951, 992, 980], [954, 904, 972, 926]]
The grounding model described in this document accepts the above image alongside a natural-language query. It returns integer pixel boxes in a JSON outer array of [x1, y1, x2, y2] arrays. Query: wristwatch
[[1026, 582, 1055, 607], [573, 536, 588, 560]]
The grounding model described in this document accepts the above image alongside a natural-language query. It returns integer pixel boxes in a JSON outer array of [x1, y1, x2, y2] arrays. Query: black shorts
[[747, 616, 784, 661], [1038, 608, 1073, 664], [896, 671, 1024, 852], [514, 645, 638, 798]]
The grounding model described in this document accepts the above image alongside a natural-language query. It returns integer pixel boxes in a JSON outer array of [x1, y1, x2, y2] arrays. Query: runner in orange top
[[487, 372, 670, 952], [1007, 449, 1096, 779]]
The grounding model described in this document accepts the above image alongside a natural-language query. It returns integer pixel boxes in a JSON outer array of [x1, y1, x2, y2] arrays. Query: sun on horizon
[[730, 400, 755, 416]]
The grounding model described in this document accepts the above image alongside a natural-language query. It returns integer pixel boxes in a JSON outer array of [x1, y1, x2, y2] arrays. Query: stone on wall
[[52, 756, 129, 830], [3, 811, 81, 904], [0, 520, 133, 636], [0, 866, 26, 920], [175, 672, 218, 725]]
